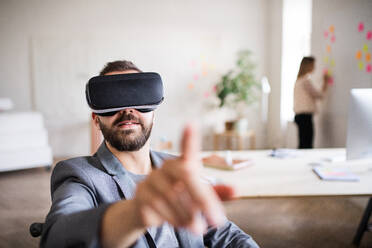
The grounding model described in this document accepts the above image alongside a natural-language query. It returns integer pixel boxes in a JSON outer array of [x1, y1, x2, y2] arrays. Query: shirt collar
[[96, 142, 162, 176]]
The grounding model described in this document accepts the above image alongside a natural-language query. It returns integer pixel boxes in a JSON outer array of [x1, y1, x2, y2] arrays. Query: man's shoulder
[[53, 155, 105, 179], [51, 155, 108, 192], [56, 155, 100, 168]]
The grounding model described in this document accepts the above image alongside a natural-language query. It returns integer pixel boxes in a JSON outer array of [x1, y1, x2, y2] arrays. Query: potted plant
[[215, 50, 260, 133]]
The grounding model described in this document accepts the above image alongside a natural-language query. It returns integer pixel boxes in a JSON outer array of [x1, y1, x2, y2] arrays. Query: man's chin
[[116, 132, 144, 144]]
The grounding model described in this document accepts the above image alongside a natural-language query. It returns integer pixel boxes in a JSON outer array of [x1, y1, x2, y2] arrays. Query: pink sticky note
[[193, 74, 199, 81], [213, 85, 217, 92], [358, 22, 364, 32], [331, 35, 336, 43], [367, 31, 372, 40], [204, 92, 210, 98], [367, 64, 372, 73], [324, 31, 329, 39], [328, 77, 334, 85], [323, 68, 328, 75]]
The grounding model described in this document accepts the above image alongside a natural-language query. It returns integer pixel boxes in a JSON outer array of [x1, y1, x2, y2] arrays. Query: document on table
[[313, 167, 360, 182]]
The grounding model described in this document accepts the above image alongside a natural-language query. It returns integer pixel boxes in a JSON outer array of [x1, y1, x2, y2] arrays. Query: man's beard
[[98, 112, 153, 151]]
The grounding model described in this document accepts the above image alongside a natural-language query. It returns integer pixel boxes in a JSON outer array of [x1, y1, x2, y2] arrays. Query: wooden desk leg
[[214, 134, 219, 151], [249, 132, 256, 150], [353, 197, 372, 247], [238, 135, 244, 150], [227, 136, 233, 150]]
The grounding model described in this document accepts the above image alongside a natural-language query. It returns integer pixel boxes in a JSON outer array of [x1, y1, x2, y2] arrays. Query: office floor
[[0, 167, 371, 248]]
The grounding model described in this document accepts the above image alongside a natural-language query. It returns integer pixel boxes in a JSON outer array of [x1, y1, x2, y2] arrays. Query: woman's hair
[[297, 56, 315, 78]]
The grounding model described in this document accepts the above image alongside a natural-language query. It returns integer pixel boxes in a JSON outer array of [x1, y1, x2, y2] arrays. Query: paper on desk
[[313, 167, 360, 182], [269, 149, 302, 158], [202, 153, 253, 171], [321, 155, 346, 163]]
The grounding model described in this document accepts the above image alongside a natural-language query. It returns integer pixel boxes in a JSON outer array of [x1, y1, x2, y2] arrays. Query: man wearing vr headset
[[41, 60, 258, 248]]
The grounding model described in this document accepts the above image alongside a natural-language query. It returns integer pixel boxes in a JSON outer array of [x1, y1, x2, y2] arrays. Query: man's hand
[[133, 124, 226, 233], [101, 124, 233, 248]]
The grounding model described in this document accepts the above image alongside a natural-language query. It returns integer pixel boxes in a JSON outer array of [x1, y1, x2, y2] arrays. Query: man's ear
[[92, 113, 100, 129]]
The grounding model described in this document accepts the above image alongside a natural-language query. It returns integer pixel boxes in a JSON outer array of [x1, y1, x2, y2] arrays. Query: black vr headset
[[86, 72, 164, 116]]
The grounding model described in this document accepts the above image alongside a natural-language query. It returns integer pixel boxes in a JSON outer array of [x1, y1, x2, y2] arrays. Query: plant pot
[[225, 121, 235, 131]]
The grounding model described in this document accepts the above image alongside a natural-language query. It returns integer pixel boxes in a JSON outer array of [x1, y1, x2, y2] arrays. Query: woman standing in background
[[293, 56, 330, 149]]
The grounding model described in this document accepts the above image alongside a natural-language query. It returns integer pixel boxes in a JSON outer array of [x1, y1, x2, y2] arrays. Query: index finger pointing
[[180, 123, 200, 163]]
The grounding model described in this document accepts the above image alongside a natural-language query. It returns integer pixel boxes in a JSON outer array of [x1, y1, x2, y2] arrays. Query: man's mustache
[[113, 113, 142, 126]]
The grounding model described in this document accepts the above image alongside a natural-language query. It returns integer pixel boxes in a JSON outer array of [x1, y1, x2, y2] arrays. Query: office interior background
[[0, 0, 372, 247]]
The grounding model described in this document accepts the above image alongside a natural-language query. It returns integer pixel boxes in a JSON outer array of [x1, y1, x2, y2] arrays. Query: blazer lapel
[[112, 173, 136, 199], [96, 143, 155, 247], [96, 142, 137, 199]]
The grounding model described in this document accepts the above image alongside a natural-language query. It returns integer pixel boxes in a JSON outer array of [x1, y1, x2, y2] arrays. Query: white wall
[[266, 0, 283, 149], [312, 0, 372, 148], [0, 0, 270, 157]]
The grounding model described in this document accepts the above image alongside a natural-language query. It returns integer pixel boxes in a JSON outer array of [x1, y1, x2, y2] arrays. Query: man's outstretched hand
[[101, 124, 237, 248], [133, 124, 233, 234]]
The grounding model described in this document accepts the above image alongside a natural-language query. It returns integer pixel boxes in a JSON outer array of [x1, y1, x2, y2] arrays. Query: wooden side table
[[213, 130, 256, 150]]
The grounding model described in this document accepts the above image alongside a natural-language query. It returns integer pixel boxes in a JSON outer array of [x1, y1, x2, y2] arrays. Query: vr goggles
[[86, 72, 164, 116]]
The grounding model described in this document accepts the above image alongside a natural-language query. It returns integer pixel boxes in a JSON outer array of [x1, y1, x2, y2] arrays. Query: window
[[281, 0, 312, 123]]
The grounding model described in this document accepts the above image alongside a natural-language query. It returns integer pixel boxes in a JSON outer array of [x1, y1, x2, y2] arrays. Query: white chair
[[0, 111, 53, 172]]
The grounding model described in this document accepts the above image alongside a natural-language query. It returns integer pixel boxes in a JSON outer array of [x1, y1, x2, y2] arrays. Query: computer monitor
[[346, 88, 372, 160]]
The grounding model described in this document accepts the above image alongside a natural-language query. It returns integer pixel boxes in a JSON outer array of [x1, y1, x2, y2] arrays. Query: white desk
[[201, 148, 372, 199]]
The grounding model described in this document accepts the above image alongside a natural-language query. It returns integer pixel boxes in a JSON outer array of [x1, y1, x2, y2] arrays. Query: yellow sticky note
[[363, 44, 369, 53], [356, 50, 362, 60], [323, 56, 329, 64], [329, 25, 335, 33], [328, 69, 333, 76], [366, 53, 371, 62], [330, 59, 335, 67], [358, 61, 364, 70]]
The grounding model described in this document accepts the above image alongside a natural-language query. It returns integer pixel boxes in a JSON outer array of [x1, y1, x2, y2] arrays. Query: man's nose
[[119, 108, 135, 115]]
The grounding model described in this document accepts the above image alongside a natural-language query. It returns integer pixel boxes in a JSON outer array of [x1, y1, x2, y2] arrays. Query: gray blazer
[[41, 143, 259, 248]]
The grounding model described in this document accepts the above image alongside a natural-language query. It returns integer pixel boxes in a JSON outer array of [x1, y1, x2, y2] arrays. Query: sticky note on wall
[[367, 31, 372, 40], [358, 61, 364, 70], [367, 64, 372, 73], [330, 59, 335, 67], [363, 44, 369, 53], [326, 45, 331, 53], [358, 22, 365, 32], [329, 25, 335, 33], [356, 50, 362, 60]]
